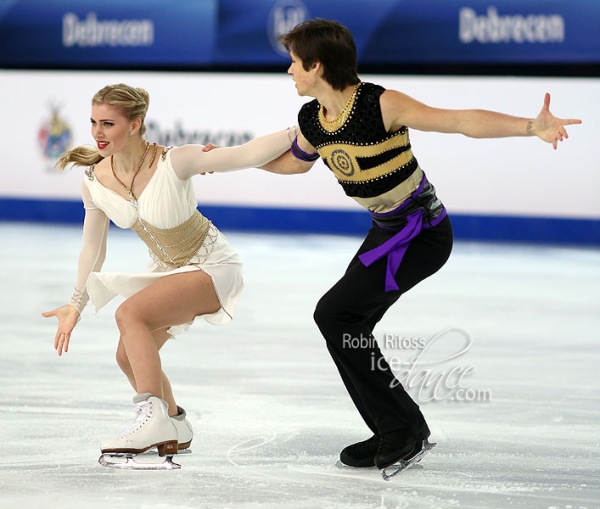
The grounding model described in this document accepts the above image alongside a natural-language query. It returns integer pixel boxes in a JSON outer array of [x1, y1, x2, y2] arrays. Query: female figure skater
[[43, 83, 295, 465]]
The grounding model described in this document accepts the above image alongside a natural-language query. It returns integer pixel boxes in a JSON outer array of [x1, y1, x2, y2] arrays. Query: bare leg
[[116, 328, 180, 416], [114, 271, 220, 410], [160, 369, 177, 416]]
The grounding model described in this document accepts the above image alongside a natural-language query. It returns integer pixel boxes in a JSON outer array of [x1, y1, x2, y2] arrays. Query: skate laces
[[119, 400, 153, 437], [378, 433, 395, 451], [351, 435, 380, 455], [378, 429, 421, 458]]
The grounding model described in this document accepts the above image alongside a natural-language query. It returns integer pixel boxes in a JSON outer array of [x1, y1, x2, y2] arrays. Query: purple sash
[[358, 175, 446, 292]]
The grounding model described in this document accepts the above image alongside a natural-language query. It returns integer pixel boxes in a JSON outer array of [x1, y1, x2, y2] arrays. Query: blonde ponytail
[[55, 145, 103, 170]]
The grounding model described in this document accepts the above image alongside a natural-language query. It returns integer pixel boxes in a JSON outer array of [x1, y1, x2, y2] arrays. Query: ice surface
[[0, 222, 598, 509]]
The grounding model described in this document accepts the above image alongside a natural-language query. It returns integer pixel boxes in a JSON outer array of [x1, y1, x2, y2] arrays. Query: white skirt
[[86, 227, 243, 335]]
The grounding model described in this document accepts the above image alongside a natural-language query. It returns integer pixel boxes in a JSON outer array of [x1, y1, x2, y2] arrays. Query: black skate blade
[[98, 452, 181, 470], [381, 440, 436, 481]]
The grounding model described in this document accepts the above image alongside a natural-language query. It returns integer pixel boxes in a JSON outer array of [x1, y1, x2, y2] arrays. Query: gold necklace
[[111, 142, 157, 202], [318, 83, 360, 133]]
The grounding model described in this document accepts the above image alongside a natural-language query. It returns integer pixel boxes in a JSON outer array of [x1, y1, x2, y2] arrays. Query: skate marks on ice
[[224, 428, 429, 508], [4, 224, 600, 508], [98, 448, 192, 471], [227, 426, 425, 487], [226, 428, 283, 481], [292, 444, 432, 484]]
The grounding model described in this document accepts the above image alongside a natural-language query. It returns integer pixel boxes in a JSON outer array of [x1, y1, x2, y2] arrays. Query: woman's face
[[90, 103, 133, 156]]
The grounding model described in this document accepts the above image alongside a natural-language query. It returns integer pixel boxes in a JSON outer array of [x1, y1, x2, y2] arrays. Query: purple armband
[[291, 136, 319, 162]]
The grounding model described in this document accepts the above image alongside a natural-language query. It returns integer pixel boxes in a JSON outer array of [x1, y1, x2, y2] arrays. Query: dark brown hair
[[279, 18, 359, 91]]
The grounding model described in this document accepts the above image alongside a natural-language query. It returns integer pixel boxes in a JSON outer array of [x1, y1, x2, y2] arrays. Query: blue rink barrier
[[0, 197, 598, 246]]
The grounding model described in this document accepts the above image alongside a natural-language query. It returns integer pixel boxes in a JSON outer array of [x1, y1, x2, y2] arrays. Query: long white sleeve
[[169, 128, 292, 179], [69, 182, 110, 314]]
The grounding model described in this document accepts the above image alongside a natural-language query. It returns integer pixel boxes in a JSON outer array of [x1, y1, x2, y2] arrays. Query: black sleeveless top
[[298, 82, 445, 226]]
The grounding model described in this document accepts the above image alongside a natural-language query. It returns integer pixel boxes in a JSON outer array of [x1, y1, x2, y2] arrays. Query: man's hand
[[533, 93, 582, 150], [200, 143, 220, 174]]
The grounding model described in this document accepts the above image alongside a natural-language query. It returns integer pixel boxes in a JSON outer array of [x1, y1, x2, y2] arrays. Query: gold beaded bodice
[[298, 82, 425, 213], [132, 210, 212, 269]]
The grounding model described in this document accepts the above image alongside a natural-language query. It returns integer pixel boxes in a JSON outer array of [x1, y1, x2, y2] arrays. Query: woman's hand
[[42, 305, 80, 356], [533, 93, 582, 150]]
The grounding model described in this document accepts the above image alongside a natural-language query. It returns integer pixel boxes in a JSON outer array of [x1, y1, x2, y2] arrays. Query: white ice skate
[[171, 405, 193, 451], [98, 393, 180, 470]]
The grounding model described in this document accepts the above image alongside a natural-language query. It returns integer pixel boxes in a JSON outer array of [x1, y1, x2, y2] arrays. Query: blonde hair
[[55, 83, 150, 170]]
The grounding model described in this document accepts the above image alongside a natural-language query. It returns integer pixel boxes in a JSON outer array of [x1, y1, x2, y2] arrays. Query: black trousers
[[313, 215, 454, 435]]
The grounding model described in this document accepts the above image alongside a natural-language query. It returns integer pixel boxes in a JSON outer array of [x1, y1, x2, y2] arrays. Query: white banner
[[0, 70, 596, 218]]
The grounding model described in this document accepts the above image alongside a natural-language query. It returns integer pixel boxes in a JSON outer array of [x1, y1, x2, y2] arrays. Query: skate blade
[[335, 460, 377, 470], [381, 440, 436, 481], [99, 453, 181, 471], [335, 460, 422, 472], [147, 448, 192, 456]]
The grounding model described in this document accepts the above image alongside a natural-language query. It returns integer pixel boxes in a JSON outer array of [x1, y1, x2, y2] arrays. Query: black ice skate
[[336, 434, 380, 468], [379, 439, 436, 480], [375, 422, 436, 480]]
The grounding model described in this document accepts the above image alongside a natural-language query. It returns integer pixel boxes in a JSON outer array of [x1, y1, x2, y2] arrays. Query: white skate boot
[[99, 393, 179, 470], [171, 405, 193, 451]]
